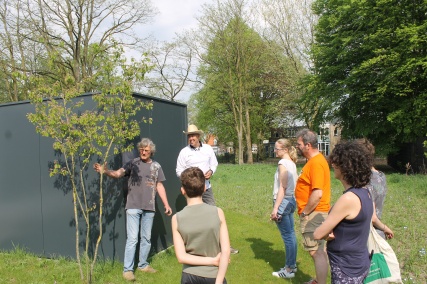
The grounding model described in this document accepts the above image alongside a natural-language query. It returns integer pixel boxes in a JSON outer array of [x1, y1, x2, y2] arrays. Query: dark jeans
[[181, 272, 227, 284]]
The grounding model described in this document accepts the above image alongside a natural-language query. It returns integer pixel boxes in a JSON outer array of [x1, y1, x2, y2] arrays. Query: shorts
[[300, 211, 328, 251], [330, 260, 369, 283]]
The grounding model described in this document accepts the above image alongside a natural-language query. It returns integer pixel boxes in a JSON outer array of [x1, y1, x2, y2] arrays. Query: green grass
[[1, 163, 426, 283]]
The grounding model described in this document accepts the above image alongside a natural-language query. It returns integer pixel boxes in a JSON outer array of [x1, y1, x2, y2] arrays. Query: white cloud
[[146, 0, 210, 41], [133, 0, 211, 102]]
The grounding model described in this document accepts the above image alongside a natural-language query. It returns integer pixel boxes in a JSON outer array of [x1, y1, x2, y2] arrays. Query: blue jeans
[[123, 209, 155, 272], [274, 197, 297, 269]]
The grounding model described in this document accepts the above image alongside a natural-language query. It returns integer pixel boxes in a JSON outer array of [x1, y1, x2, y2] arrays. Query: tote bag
[[364, 225, 402, 284]]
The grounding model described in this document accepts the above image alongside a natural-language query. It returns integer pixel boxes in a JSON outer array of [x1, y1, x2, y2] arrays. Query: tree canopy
[[308, 0, 427, 153], [0, 0, 156, 102]]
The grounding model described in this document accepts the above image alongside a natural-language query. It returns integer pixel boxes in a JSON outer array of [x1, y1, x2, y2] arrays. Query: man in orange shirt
[[295, 129, 331, 284]]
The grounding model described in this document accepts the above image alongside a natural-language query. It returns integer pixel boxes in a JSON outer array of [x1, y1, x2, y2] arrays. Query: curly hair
[[137, 138, 156, 156], [329, 140, 373, 188], [180, 167, 206, 198]]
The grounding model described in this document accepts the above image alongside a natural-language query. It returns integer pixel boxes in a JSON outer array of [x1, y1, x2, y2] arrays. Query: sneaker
[[122, 271, 135, 281], [275, 266, 298, 273], [304, 279, 318, 284], [230, 246, 239, 254], [272, 268, 295, 279], [138, 265, 157, 273]]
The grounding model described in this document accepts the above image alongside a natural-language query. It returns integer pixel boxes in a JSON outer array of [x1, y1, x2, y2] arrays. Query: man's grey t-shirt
[[123, 158, 165, 211]]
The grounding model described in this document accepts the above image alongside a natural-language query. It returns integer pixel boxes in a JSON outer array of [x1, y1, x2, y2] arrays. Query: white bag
[[364, 225, 402, 284]]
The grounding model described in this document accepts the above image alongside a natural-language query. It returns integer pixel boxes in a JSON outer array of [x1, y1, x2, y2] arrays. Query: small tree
[[27, 47, 152, 283]]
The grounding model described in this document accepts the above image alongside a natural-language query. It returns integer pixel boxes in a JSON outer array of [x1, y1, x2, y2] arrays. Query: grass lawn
[[1, 163, 426, 283]]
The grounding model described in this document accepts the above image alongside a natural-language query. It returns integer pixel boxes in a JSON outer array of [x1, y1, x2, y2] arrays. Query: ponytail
[[289, 146, 298, 163], [276, 138, 298, 163]]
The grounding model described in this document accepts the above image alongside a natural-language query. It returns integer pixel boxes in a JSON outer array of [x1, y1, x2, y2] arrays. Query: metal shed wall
[[0, 93, 187, 261]]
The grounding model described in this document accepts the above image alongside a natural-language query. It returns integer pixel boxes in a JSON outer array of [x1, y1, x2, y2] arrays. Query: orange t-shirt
[[295, 153, 331, 214]]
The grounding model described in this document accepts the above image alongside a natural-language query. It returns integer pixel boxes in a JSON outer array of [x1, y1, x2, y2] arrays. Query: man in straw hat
[[176, 124, 217, 205], [176, 124, 239, 254]]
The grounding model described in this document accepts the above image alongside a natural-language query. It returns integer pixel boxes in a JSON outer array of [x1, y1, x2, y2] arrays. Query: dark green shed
[[0, 93, 188, 261]]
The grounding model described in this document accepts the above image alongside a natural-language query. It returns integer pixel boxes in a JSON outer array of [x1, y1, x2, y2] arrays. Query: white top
[[273, 158, 297, 199], [176, 143, 218, 189]]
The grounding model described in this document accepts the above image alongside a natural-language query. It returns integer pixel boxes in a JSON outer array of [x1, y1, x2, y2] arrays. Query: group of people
[[94, 124, 233, 283], [93, 125, 394, 284], [270, 129, 393, 284]]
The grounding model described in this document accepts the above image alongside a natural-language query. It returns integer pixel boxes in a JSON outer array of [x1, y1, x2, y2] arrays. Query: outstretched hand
[[93, 162, 107, 174]]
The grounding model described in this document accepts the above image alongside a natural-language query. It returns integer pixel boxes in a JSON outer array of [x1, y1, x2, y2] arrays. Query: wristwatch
[[300, 212, 309, 218]]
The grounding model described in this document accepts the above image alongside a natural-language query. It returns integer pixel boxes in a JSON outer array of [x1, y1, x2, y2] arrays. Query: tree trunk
[[244, 96, 253, 164]]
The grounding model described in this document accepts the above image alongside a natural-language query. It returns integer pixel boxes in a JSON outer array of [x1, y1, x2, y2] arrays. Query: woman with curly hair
[[313, 140, 392, 283]]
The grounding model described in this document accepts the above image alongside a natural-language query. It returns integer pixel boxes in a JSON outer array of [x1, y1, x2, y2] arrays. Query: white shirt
[[176, 143, 218, 188], [273, 158, 297, 199]]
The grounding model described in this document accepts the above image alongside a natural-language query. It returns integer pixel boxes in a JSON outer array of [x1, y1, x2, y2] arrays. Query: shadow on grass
[[246, 237, 312, 283]]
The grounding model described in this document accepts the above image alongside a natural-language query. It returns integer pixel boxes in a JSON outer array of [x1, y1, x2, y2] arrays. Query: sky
[[145, 0, 211, 42], [134, 0, 211, 102]]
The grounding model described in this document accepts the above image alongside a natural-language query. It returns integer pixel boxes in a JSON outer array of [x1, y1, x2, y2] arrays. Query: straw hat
[[183, 124, 204, 135]]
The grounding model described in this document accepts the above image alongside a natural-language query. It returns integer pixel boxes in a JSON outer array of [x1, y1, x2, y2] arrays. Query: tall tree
[[255, 0, 320, 129], [0, 0, 157, 103], [309, 0, 427, 168], [28, 0, 156, 86], [0, 0, 42, 102], [196, 0, 252, 164], [195, 0, 299, 163], [140, 33, 198, 102], [256, 0, 316, 73]]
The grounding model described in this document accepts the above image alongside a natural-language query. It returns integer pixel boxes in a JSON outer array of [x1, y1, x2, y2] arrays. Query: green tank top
[[176, 203, 221, 278]]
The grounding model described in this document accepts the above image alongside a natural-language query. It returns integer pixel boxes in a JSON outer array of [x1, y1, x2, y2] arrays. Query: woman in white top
[[270, 138, 298, 279]]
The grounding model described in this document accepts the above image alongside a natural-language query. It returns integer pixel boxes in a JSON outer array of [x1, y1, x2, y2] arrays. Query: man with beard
[[176, 124, 239, 254], [294, 129, 331, 284]]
